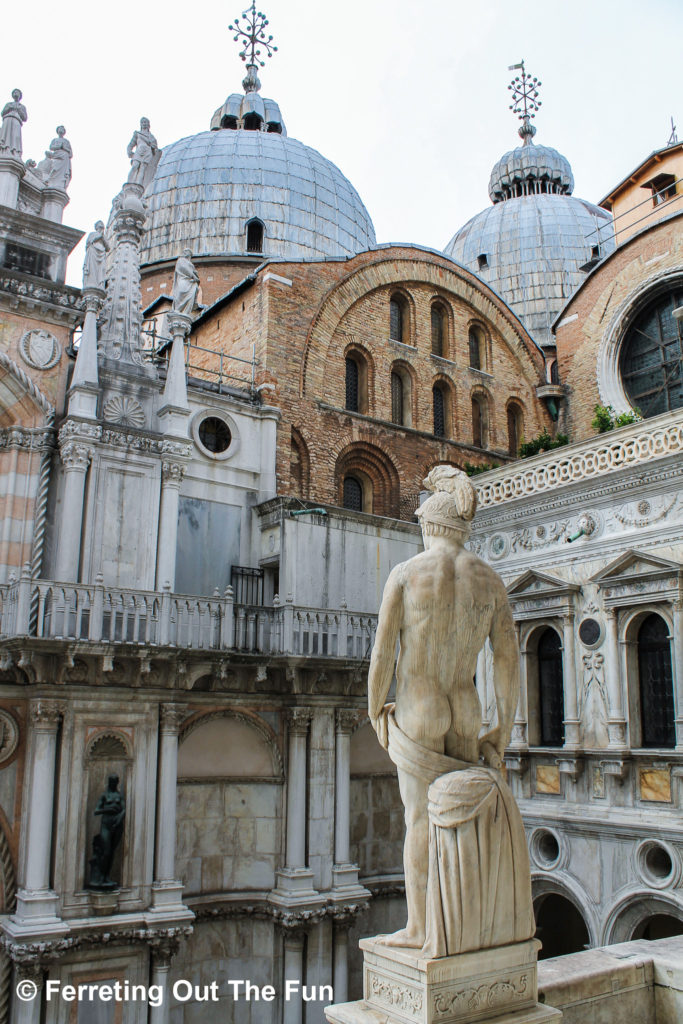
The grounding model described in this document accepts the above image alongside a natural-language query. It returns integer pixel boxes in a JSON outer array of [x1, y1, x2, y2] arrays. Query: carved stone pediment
[[506, 570, 579, 619], [591, 549, 683, 607]]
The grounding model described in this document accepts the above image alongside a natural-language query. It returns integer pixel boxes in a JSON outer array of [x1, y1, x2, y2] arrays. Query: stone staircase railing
[[0, 566, 377, 660]]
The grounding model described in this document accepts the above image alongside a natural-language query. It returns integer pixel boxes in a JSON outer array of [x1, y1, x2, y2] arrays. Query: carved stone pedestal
[[325, 938, 561, 1024]]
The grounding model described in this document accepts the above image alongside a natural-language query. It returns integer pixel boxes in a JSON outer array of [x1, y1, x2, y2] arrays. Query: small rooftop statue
[[367, 465, 534, 955], [126, 117, 160, 189], [0, 89, 27, 158], [36, 126, 72, 190], [171, 248, 200, 315], [82, 221, 109, 291]]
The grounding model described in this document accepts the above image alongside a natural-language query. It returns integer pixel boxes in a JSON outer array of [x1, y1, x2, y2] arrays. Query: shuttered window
[[638, 614, 675, 748], [433, 386, 445, 437], [345, 357, 359, 411], [343, 476, 363, 512], [538, 629, 565, 747], [391, 372, 404, 424]]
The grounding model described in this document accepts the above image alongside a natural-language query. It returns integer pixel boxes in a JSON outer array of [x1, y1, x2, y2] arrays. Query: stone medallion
[[19, 329, 61, 370], [102, 394, 145, 428], [0, 711, 19, 764]]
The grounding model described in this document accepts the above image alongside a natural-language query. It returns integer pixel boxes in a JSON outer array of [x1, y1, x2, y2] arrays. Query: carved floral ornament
[[161, 461, 186, 486], [287, 707, 313, 733], [160, 703, 188, 734], [59, 440, 93, 471], [29, 699, 65, 727], [19, 329, 61, 371]]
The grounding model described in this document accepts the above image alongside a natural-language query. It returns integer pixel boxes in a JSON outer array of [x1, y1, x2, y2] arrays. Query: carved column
[[12, 701, 65, 928], [510, 625, 528, 748], [148, 936, 179, 1024], [12, 961, 44, 1024], [605, 609, 627, 747], [673, 600, 683, 749], [98, 186, 147, 366], [271, 709, 320, 905], [155, 461, 185, 591], [283, 930, 305, 1024], [332, 711, 368, 898], [150, 704, 191, 919], [55, 439, 93, 582], [562, 614, 580, 747]]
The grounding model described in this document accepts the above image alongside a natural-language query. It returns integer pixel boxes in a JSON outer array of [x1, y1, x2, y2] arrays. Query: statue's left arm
[[367, 566, 403, 747], [480, 581, 520, 764]]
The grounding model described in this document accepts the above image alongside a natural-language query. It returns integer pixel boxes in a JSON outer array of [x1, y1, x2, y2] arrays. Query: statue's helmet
[[415, 465, 477, 536]]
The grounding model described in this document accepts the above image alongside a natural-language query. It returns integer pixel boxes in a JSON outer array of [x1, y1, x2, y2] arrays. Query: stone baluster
[[271, 708, 320, 905], [149, 704, 192, 919], [605, 609, 627, 747], [12, 701, 65, 928], [55, 440, 93, 582], [155, 461, 185, 591], [562, 613, 580, 747], [673, 600, 683, 749]]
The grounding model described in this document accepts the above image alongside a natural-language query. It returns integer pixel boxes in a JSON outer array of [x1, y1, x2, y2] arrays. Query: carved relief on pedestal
[[102, 394, 145, 428], [580, 652, 609, 748]]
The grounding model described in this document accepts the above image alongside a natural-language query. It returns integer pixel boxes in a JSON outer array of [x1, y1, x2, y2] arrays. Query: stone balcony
[[0, 565, 377, 660]]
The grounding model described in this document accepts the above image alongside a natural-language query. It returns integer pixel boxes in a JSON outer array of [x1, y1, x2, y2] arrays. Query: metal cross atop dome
[[231, 2, 278, 67], [507, 61, 542, 120]]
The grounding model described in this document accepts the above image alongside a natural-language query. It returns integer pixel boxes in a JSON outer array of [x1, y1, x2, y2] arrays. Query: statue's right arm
[[367, 567, 403, 745]]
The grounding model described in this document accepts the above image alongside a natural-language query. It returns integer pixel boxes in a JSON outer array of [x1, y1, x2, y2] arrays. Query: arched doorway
[[534, 893, 590, 959]]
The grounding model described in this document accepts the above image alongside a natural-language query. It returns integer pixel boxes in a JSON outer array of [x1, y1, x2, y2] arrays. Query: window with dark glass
[[620, 286, 683, 417], [198, 417, 231, 454], [391, 371, 404, 424], [472, 396, 483, 447], [469, 326, 483, 369], [538, 628, 565, 747], [345, 357, 359, 412], [390, 297, 404, 343], [343, 475, 363, 512], [246, 219, 264, 253], [3, 243, 51, 279], [638, 614, 675, 748], [433, 385, 446, 437], [431, 305, 445, 356]]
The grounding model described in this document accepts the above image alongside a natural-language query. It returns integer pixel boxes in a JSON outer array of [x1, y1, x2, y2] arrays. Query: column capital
[[286, 707, 313, 735], [335, 709, 359, 735], [29, 699, 65, 728], [161, 460, 186, 487], [562, 611, 575, 626], [59, 440, 93, 471], [148, 929, 184, 967], [160, 703, 187, 735]]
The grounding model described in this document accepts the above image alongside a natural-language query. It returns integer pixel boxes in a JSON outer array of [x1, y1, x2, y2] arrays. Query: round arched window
[[620, 287, 683, 417]]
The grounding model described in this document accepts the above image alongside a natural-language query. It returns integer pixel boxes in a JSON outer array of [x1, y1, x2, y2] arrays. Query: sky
[[5, 0, 682, 285]]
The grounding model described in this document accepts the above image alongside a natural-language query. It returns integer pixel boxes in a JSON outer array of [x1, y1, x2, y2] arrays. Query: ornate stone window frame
[[597, 269, 683, 415], [190, 408, 240, 461]]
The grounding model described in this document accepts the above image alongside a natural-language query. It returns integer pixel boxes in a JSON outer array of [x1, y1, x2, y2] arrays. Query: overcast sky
[[5, 0, 682, 284]]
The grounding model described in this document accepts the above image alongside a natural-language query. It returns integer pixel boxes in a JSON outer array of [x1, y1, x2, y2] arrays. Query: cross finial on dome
[[231, 2, 278, 68], [507, 60, 542, 145]]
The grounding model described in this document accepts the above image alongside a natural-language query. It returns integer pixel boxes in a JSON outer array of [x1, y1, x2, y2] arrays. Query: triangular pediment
[[507, 569, 580, 598], [591, 549, 683, 586]]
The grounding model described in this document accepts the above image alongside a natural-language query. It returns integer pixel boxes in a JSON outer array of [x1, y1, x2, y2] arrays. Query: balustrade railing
[[0, 567, 377, 660]]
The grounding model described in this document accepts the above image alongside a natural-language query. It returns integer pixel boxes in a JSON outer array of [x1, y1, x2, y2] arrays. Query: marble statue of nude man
[[367, 465, 520, 950]]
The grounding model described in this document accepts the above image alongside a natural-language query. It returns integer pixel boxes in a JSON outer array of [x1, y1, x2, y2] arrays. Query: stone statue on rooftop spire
[[171, 249, 199, 315], [36, 126, 72, 190], [367, 465, 534, 956], [82, 221, 109, 290], [126, 117, 160, 189], [0, 89, 27, 158]]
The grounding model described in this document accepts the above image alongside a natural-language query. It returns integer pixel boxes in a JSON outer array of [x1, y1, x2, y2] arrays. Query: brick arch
[[0, 351, 54, 428], [334, 442, 400, 518], [300, 254, 544, 399]]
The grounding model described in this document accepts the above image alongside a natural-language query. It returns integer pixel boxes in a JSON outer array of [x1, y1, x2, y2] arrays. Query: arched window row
[[509, 604, 677, 753], [382, 291, 498, 370]]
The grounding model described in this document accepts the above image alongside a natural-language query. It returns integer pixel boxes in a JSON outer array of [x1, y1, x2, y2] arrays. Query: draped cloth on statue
[[385, 708, 535, 959]]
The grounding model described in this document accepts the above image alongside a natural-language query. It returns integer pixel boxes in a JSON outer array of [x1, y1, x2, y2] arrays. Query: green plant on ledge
[[591, 403, 642, 434], [518, 429, 569, 459], [464, 461, 500, 476]]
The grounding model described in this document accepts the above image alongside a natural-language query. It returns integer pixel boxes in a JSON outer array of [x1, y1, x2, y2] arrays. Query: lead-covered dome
[[445, 105, 614, 347], [140, 66, 375, 266]]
